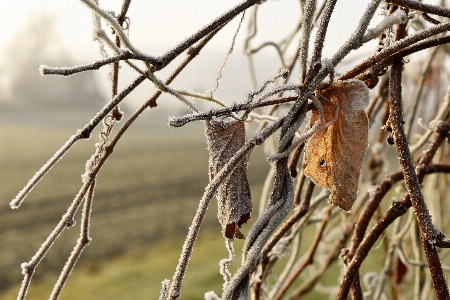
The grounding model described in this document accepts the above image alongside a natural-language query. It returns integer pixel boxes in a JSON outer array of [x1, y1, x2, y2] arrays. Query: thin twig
[[303, 0, 337, 86], [405, 45, 440, 140], [310, 0, 336, 64], [167, 118, 285, 300], [356, 35, 450, 83], [298, 0, 317, 83], [48, 181, 96, 300], [81, 0, 142, 54], [346, 16, 450, 299], [21, 26, 225, 300], [388, 20, 449, 300], [273, 205, 333, 300], [338, 117, 450, 299], [109, 24, 226, 153], [247, 42, 288, 68], [208, 11, 246, 98], [168, 94, 298, 128], [223, 159, 295, 299], [281, 0, 381, 148], [291, 218, 354, 299], [9, 75, 146, 209], [373, 218, 401, 300], [410, 84, 450, 153], [17, 174, 97, 300], [340, 21, 450, 80], [40, 51, 156, 76], [153, 0, 262, 71], [262, 181, 315, 259], [387, 0, 450, 18], [288, 143, 305, 178]]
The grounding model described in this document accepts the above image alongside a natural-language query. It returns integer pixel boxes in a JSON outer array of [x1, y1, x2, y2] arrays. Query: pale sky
[[0, 0, 378, 108], [1, 1, 253, 59], [0, 0, 377, 58]]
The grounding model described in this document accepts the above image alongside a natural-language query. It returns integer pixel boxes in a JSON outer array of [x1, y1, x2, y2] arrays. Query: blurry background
[[0, 0, 378, 299]]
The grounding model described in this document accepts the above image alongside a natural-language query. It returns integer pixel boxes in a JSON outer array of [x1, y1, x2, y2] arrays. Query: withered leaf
[[302, 80, 369, 212], [205, 120, 252, 239]]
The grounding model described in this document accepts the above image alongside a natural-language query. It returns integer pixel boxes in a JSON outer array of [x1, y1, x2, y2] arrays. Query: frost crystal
[[38, 65, 46, 76], [204, 291, 220, 300], [362, 10, 407, 43]]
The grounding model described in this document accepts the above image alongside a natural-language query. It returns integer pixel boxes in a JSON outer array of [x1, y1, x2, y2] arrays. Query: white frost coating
[[158, 279, 171, 300], [246, 69, 289, 102], [321, 58, 334, 72], [39, 65, 46, 76], [268, 95, 325, 162], [342, 79, 371, 111], [81, 0, 144, 56], [204, 291, 220, 300], [168, 119, 285, 299], [299, 0, 317, 82], [20, 262, 29, 275], [219, 239, 236, 283], [243, 196, 285, 254], [362, 10, 407, 43], [253, 83, 300, 105], [10, 134, 79, 208], [223, 168, 294, 299]]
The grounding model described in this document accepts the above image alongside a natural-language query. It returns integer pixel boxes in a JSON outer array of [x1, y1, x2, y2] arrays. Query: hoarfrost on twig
[[207, 12, 246, 99], [267, 95, 327, 162], [159, 280, 171, 300], [167, 117, 285, 299], [204, 291, 221, 300], [219, 239, 236, 284], [362, 9, 407, 43]]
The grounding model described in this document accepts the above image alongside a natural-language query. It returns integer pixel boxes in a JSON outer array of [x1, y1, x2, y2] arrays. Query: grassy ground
[[3, 113, 447, 299], [0, 115, 269, 299], [0, 117, 393, 299], [0, 229, 232, 300]]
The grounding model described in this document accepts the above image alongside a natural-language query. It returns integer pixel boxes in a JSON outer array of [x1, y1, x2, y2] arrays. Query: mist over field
[[0, 13, 277, 297], [0, 108, 270, 298], [0, 46, 272, 296], [2, 1, 450, 299]]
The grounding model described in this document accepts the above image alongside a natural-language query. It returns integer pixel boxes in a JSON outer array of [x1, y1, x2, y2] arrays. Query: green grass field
[[0, 115, 270, 299], [0, 229, 234, 300], [0, 118, 394, 300], [3, 113, 447, 300]]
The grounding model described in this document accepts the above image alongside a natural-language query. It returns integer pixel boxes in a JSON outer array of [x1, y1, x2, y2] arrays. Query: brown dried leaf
[[302, 80, 370, 212], [206, 120, 252, 239]]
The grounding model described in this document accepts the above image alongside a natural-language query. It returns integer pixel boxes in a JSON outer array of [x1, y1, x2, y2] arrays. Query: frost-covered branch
[[9, 0, 450, 299], [166, 117, 285, 300], [361, 9, 407, 43], [40, 51, 159, 76]]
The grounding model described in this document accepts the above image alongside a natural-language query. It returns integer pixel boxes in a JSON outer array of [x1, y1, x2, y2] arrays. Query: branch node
[[65, 218, 76, 227], [81, 237, 92, 245], [78, 129, 92, 140], [20, 262, 33, 276]]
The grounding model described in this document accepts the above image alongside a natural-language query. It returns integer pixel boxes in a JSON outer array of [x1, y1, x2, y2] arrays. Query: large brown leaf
[[206, 120, 252, 239], [302, 80, 369, 212]]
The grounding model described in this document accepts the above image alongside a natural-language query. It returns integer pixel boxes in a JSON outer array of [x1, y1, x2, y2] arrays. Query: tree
[[1, 14, 104, 111], [8, 0, 450, 299]]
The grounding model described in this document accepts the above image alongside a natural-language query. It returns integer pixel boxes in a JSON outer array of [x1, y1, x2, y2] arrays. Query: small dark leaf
[[206, 120, 252, 239]]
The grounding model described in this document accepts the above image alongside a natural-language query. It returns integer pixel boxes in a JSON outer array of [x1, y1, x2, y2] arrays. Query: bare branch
[[387, 0, 450, 18]]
